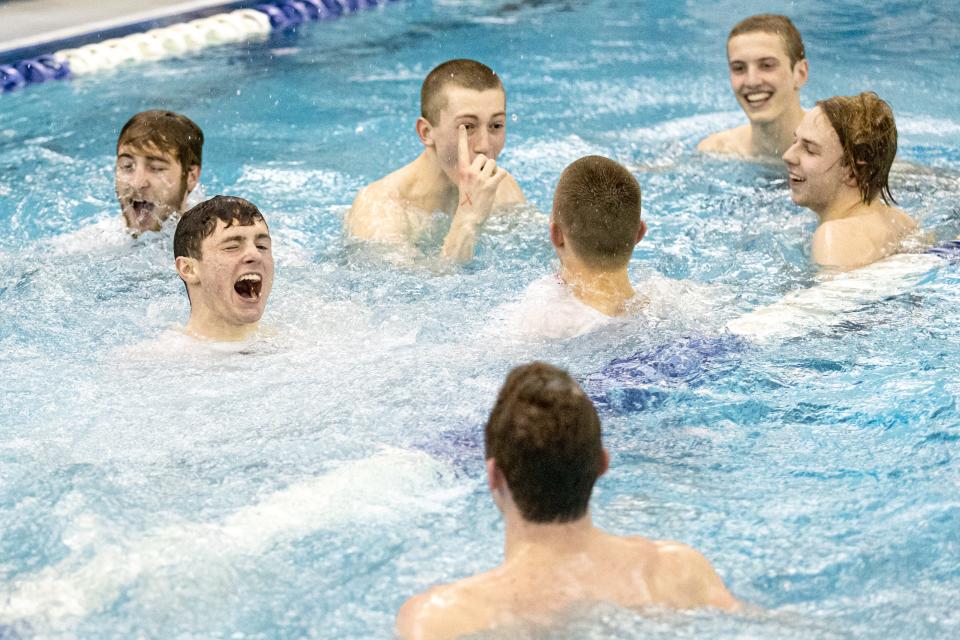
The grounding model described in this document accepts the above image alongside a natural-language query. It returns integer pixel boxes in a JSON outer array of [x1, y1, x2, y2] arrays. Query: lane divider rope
[[1, 0, 397, 94]]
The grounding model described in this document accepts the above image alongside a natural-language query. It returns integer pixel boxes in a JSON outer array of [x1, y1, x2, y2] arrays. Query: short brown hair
[[818, 92, 898, 205], [174, 196, 266, 260], [420, 59, 503, 124], [485, 362, 605, 524], [552, 156, 642, 269], [117, 110, 203, 174], [728, 14, 805, 67]]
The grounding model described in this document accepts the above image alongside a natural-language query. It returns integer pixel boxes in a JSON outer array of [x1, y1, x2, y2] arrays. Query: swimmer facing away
[[174, 196, 274, 341], [345, 59, 526, 261], [499, 156, 648, 339], [698, 14, 808, 160], [396, 362, 739, 640], [116, 110, 204, 235], [782, 91, 916, 269]]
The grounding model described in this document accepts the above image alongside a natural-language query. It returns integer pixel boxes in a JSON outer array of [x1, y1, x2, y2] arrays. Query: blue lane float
[[0, 0, 400, 94]]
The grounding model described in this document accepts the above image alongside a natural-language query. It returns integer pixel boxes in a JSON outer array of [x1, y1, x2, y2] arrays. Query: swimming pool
[[1, 0, 959, 637]]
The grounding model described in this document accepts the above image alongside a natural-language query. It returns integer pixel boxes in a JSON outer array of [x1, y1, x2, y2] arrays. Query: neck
[[406, 151, 459, 214], [751, 103, 804, 157], [184, 307, 260, 342], [558, 254, 635, 316], [816, 189, 867, 224], [503, 510, 597, 562]]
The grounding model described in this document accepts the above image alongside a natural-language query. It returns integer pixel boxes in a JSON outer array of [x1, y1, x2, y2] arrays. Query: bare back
[[396, 531, 738, 640]]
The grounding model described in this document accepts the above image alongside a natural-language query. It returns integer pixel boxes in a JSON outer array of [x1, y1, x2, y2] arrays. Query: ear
[[185, 164, 200, 194], [175, 255, 200, 286], [598, 449, 610, 477], [486, 458, 505, 493], [416, 116, 434, 147], [793, 58, 809, 90], [634, 219, 647, 245], [550, 221, 565, 249]]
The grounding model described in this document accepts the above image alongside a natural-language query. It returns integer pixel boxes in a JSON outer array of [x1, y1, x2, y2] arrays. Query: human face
[[727, 32, 807, 124], [426, 86, 507, 184], [115, 143, 196, 233], [782, 106, 850, 214], [191, 219, 274, 328]]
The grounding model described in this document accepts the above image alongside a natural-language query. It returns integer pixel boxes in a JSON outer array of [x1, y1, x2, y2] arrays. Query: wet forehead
[[797, 107, 840, 148], [116, 142, 179, 165], [727, 31, 790, 62], [206, 218, 271, 243], [439, 86, 506, 120]]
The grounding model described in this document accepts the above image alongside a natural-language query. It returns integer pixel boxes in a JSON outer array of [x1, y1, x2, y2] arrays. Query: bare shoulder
[[650, 540, 740, 611], [697, 125, 750, 156], [344, 172, 412, 243], [494, 170, 526, 206], [395, 580, 493, 640]]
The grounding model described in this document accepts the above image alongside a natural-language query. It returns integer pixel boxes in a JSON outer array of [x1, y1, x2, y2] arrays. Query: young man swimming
[[396, 362, 739, 640], [698, 14, 808, 159], [782, 91, 916, 269], [499, 155, 647, 339], [344, 58, 525, 261], [173, 195, 274, 341], [116, 110, 203, 235]]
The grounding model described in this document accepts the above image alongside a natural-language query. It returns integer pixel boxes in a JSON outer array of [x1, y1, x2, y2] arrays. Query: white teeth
[[745, 92, 772, 103], [237, 274, 261, 283]]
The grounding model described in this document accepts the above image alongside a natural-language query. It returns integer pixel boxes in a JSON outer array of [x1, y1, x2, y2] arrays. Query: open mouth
[[234, 273, 263, 301], [132, 200, 155, 215], [743, 91, 773, 106]]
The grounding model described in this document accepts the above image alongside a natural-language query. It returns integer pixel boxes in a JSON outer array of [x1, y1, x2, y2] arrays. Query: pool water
[[1, 0, 959, 638]]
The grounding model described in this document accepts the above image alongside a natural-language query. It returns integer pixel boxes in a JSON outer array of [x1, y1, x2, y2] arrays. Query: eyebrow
[[116, 153, 170, 164], [455, 111, 506, 119], [799, 136, 821, 149]]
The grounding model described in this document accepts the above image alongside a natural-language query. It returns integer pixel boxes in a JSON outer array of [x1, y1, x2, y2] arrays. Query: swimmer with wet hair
[[698, 14, 808, 159], [345, 58, 525, 261], [498, 155, 647, 339], [396, 362, 739, 639], [174, 195, 274, 341], [116, 110, 203, 235], [782, 91, 916, 268]]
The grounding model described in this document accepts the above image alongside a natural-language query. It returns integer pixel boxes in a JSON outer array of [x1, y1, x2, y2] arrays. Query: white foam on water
[[0, 448, 462, 626], [727, 253, 944, 341]]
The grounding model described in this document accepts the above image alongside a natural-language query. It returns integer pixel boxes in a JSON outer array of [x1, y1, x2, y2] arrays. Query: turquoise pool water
[[1, 0, 959, 638]]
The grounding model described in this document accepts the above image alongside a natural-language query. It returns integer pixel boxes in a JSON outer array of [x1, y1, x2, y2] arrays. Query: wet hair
[[728, 14, 806, 67], [484, 362, 605, 524], [174, 196, 266, 260], [420, 59, 503, 124], [552, 155, 642, 269], [117, 110, 204, 174], [818, 92, 898, 205]]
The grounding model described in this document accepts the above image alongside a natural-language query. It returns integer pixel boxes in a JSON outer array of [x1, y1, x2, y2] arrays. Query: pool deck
[[0, 0, 257, 60]]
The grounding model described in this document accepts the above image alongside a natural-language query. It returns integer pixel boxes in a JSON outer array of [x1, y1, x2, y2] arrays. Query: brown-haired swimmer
[[782, 92, 916, 269], [396, 362, 739, 640], [344, 58, 525, 261], [496, 156, 649, 340], [116, 110, 204, 235], [698, 14, 809, 160], [174, 196, 274, 341]]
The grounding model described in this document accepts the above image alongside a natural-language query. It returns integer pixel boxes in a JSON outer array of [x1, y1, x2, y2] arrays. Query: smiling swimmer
[[698, 14, 809, 160], [173, 196, 274, 342], [116, 110, 203, 236], [344, 59, 526, 261], [782, 92, 916, 269]]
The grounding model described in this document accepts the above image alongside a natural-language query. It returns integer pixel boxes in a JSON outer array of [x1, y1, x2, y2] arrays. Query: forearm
[[441, 209, 484, 261]]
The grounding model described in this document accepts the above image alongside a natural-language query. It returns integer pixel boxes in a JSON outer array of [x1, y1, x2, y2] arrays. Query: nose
[[744, 63, 762, 87], [782, 141, 799, 166], [473, 127, 491, 156], [241, 241, 262, 263], [129, 164, 150, 190]]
